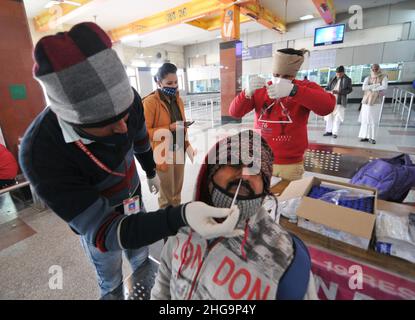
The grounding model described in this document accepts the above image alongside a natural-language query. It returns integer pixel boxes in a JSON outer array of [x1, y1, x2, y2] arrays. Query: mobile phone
[[184, 121, 195, 127]]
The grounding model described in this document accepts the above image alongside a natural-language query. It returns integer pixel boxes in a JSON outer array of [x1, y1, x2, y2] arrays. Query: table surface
[[271, 181, 415, 280]]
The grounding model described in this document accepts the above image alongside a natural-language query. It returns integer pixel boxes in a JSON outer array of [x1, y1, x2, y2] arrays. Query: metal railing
[[182, 94, 221, 127], [391, 87, 414, 129]]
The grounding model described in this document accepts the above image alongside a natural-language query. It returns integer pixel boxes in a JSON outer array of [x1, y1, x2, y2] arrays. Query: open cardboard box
[[278, 176, 377, 250]]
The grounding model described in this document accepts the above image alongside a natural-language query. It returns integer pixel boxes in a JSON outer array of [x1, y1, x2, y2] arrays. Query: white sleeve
[[150, 237, 175, 300], [362, 77, 371, 91], [372, 76, 388, 91]]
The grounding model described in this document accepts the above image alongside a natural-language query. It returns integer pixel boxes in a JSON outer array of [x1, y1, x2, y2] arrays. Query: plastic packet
[[376, 211, 415, 244], [318, 189, 375, 212], [277, 197, 302, 223]]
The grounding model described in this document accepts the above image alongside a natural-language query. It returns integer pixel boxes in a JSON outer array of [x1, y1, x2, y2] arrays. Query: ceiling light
[[120, 34, 139, 43], [300, 14, 314, 21]]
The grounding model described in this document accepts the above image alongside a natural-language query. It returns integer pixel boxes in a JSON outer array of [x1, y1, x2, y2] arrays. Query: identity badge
[[123, 196, 140, 215]]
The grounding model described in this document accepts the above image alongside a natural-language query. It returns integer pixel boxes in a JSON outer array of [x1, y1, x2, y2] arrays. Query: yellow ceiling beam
[[186, 13, 251, 31], [109, 0, 230, 42], [312, 0, 336, 24], [239, 1, 286, 33], [33, 0, 92, 32]]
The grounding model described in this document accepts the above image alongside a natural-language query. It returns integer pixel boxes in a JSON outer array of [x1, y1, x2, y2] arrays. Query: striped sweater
[[19, 94, 186, 252]]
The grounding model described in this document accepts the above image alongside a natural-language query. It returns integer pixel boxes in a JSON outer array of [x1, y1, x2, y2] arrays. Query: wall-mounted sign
[[9, 84, 27, 100], [242, 44, 273, 61], [309, 49, 337, 69]]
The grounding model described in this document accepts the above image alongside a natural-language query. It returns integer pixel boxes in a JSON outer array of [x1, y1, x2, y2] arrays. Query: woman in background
[[143, 63, 196, 209]]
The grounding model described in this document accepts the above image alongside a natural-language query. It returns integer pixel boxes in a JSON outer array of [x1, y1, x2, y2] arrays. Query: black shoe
[[323, 132, 332, 136], [360, 138, 369, 142], [369, 139, 376, 144], [333, 134, 337, 138]]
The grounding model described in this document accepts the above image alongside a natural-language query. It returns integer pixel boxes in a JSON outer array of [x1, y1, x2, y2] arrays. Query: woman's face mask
[[161, 87, 177, 96], [159, 73, 179, 96], [210, 179, 264, 224]]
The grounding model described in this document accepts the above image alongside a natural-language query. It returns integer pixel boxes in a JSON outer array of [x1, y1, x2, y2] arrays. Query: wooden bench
[[0, 175, 46, 211]]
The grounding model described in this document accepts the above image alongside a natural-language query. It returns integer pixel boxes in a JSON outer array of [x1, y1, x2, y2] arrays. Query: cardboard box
[[278, 176, 377, 250]]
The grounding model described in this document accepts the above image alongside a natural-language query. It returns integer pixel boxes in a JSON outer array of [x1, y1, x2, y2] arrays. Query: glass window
[[211, 78, 220, 92], [319, 68, 329, 86], [298, 63, 402, 85]]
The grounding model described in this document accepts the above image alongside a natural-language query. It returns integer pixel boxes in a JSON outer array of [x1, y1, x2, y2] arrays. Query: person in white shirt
[[323, 66, 353, 139], [358, 64, 388, 144]]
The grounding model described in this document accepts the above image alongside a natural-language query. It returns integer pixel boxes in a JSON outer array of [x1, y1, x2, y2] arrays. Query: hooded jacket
[[151, 134, 318, 300]]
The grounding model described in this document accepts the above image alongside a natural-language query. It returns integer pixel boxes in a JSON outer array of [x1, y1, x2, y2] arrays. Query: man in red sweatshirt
[[0, 144, 18, 189], [229, 48, 335, 181]]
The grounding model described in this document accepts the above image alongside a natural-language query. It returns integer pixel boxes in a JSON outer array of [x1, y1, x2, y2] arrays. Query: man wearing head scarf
[[230, 48, 335, 181], [151, 130, 317, 300], [358, 64, 388, 144], [19, 22, 241, 298]]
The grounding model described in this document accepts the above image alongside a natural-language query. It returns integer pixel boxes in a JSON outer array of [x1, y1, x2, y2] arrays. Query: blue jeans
[[80, 236, 149, 298]]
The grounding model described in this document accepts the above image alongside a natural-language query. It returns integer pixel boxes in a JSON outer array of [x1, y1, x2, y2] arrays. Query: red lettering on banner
[[229, 268, 251, 299], [362, 273, 377, 289], [379, 280, 396, 296], [309, 246, 415, 300], [353, 291, 374, 300], [247, 278, 270, 300], [399, 287, 415, 300], [315, 275, 338, 300], [334, 264, 348, 276], [191, 244, 203, 269], [213, 256, 235, 286]]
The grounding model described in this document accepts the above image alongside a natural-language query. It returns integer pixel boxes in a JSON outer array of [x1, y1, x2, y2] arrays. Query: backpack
[[350, 154, 415, 203]]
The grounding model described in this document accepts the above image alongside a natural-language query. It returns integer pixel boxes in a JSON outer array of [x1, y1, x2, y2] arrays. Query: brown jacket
[[143, 90, 190, 171]]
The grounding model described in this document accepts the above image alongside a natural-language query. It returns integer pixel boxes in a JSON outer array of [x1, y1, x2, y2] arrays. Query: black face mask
[[73, 127, 129, 146], [210, 179, 265, 223]]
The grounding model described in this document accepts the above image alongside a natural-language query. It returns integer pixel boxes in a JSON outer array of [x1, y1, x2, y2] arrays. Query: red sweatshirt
[[0, 144, 18, 180], [229, 79, 335, 164]]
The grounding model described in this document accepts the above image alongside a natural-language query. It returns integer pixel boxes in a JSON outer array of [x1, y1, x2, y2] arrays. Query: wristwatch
[[289, 84, 298, 97]]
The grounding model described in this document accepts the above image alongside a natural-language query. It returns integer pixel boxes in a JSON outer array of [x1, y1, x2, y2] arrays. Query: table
[[271, 181, 415, 300]]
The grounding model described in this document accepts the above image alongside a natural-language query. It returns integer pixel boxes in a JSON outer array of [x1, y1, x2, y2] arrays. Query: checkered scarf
[[33, 22, 133, 127]]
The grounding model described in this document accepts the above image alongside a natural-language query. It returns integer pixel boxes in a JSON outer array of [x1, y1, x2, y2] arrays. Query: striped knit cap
[[33, 22, 133, 127], [207, 130, 274, 193]]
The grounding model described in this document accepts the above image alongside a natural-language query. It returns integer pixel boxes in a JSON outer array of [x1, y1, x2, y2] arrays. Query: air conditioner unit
[[155, 50, 169, 62]]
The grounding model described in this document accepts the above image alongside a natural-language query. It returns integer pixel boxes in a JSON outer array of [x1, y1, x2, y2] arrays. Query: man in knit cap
[[230, 48, 335, 181], [151, 130, 317, 300], [19, 22, 241, 298]]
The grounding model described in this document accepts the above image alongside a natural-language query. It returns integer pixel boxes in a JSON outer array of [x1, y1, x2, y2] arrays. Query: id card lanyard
[[74, 140, 132, 197]]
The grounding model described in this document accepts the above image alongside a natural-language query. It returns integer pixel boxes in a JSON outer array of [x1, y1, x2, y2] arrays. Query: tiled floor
[[1, 103, 414, 299]]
